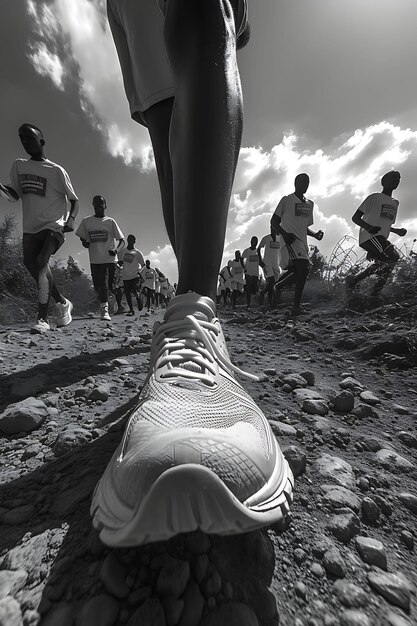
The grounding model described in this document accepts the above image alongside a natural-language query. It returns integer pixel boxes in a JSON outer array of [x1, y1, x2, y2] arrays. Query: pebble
[[339, 377, 364, 391], [322, 485, 360, 513], [310, 562, 326, 577], [76, 595, 119, 626], [355, 536, 387, 570], [400, 530, 414, 550], [163, 596, 184, 626], [333, 580, 368, 608], [53, 425, 91, 456], [352, 404, 380, 420], [282, 373, 308, 389], [367, 571, 411, 612], [384, 610, 412, 626], [178, 582, 204, 626], [126, 597, 166, 626], [361, 497, 380, 523], [328, 511, 360, 543], [397, 492, 417, 514], [1, 531, 50, 584], [269, 420, 297, 437], [332, 391, 354, 413], [302, 399, 329, 416], [294, 581, 307, 600], [282, 446, 306, 477], [156, 558, 190, 598], [397, 432, 417, 448], [359, 391, 380, 405], [339, 609, 371, 626], [100, 553, 129, 599], [322, 547, 346, 578], [88, 386, 110, 402]]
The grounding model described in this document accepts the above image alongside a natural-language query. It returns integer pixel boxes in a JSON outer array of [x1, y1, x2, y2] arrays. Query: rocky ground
[[0, 293, 416, 626]]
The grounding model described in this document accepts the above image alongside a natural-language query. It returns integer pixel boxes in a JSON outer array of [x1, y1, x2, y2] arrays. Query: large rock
[[282, 446, 306, 477], [328, 511, 360, 543], [1, 531, 51, 584], [332, 391, 355, 413], [339, 377, 364, 391], [126, 598, 166, 626], [397, 493, 417, 514], [302, 399, 329, 416], [333, 580, 368, 608], [375, 449, 413, 472], [293, 388, 325, 404], [355, 536, 387, 570], [282, 373, 308, 389], [0, 397, 49, 435], [315, 454, 355, 489], [322, 486, 360, 513], [367, 571, 411, 612]]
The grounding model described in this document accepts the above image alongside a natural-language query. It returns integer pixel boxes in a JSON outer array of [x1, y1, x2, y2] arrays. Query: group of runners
[[0, 0, 409, 547]]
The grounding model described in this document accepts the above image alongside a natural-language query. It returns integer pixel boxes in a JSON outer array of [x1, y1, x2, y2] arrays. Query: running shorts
[[107, 0, 248, 126], [22, 229, 65, 255], [264, 265, 280, 281], [360, 235, 400, 265]]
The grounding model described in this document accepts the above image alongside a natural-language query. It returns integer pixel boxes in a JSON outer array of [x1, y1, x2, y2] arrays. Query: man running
[[92, 0, 293, 547], [113, 260, 125, 313], [242, 235, 259, 307], [258, 225, 281, 306], [228, 250, 245, 309], [271, 173, 324, 316], [0, 124, 78, 332], [139, 259, 157, 312], [76, 195, 124, 321], [122, 234, 145, 316], [347, 171, 406, 295]]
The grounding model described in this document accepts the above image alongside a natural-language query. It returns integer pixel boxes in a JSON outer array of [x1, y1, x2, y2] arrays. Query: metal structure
[[324, 234, 366, 284]]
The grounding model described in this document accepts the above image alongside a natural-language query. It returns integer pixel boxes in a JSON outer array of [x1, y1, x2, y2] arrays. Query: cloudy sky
[[1, 0, 417, 283]]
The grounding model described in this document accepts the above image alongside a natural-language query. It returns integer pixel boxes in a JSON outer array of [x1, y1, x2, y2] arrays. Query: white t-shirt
[[357, 193, 398, 245], [76, 215, 124, 264], [139, 266, 156, 290], [160, 278, 169, 295], [8, 158, 78, 234], [258, 234, 281, 269], [274, 193, 314, 260], [219, 265, 232, 290], [228, 259, 245, 285], [122, 247, 145, 280], [241, 247, 259, 277]]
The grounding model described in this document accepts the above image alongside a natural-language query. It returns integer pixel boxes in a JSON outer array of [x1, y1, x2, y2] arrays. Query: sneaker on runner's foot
[[100, 303, 111, 321], [91, 292, 293, 547], [32, 319, 50, 333], [56, 298, 73, 327]]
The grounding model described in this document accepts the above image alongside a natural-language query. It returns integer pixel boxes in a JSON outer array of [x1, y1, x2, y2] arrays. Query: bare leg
[[24, 237, 64, 320], [293, 259, 310, 309], [163, 0, 243, 301]]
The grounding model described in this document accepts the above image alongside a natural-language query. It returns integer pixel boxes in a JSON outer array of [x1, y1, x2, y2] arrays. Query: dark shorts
[[245, 275, 259, 294], [360, 236, 400, 264], [123, 278, 139, 294], [90, 263, 116, 292], [23, 229, 65, 256]]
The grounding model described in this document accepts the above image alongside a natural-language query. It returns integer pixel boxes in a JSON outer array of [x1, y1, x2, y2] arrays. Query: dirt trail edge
[[0, 301, 416, 626]]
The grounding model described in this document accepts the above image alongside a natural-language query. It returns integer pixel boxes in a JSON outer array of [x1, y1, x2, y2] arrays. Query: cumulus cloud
[[25, 0, 153, 170]]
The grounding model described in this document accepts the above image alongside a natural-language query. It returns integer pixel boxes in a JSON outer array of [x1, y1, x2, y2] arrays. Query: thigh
[[91, 264, 106, 289], [107, 263, 116, 288], [23, 233, 43, 266], [37, 230, 63, 265]]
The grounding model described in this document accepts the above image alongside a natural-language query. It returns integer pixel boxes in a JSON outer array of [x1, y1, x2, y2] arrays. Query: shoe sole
[[90, 449, 294, 547], [56, 301, 73, 328]]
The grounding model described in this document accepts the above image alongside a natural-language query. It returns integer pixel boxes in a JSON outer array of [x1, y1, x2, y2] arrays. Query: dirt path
[[0, 301, 416, 626]]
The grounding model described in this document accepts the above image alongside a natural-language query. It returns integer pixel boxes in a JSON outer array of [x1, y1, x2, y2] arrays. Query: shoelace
[[153, 315, 259, 386]]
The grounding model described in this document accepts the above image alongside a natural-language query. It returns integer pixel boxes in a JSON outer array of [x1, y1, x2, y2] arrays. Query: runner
[[154, 269, 162, 309], [159, 273, 169, 307], [113, 260, 125, 313], [258, 225, 281, 306], [347, 171, 406, 295], [0, 123, 78, 332], [76, 195, 124, 321], [122, 234, 145, 316], [242, 235, 259, 307], [92, 0, 293, 546], [219, 264, 232, 307], [139, 259, 157, 312], [271, 173, 324, 316], [228, 250, 245, 309]]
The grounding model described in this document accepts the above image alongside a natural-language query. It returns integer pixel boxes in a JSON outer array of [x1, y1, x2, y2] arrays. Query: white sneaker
[[31, 319, 50, 334], [56, 298, 73, 327], [100, 303, 111, 321], [91, 293, 293, 547]]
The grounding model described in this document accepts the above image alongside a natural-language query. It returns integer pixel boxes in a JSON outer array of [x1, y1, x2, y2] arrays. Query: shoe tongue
[[164, 293, 215, 324]]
